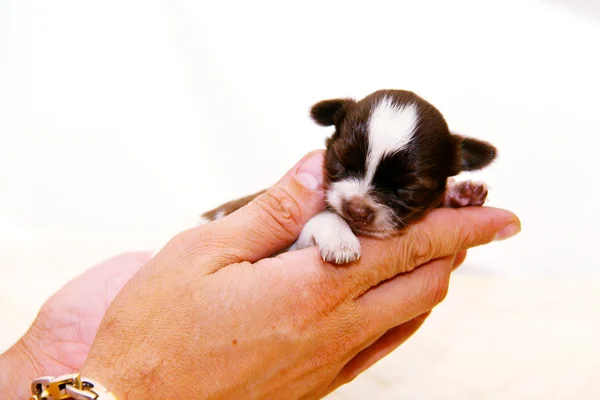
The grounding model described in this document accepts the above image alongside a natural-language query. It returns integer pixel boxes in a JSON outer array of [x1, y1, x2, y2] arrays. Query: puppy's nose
[[345, 199, 374, 223]]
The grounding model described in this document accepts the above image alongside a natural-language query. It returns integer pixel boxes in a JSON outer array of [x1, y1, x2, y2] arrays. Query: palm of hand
[[21, 253, 151, 375]]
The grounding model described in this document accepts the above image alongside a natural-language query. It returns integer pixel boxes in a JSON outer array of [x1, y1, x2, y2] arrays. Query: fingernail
[[495, 222, 521, 241], [294, 152, 324, 191]]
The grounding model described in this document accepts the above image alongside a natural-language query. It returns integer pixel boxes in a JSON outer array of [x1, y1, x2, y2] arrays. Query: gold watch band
[[30, 373, 117, 400]]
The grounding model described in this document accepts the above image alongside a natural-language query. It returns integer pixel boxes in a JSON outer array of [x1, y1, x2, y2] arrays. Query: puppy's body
[[200, 90, 497, 264]]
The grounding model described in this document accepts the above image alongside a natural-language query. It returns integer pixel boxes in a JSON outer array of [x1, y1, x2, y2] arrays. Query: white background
[[1, 0, 599, 398]]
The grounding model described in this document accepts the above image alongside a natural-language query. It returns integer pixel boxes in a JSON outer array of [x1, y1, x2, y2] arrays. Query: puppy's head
[[311, 89, 497, 237]]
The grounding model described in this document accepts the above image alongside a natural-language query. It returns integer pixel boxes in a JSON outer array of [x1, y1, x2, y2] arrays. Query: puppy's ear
[[310, 98, 355, 127], [453, 134, 498, 172]]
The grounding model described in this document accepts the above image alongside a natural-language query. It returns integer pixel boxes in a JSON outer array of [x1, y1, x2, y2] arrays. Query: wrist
[[79, 344, 165, 399], [79, 359, 136, 399], [0, 338, 47, 398], [79, 339, 212, 399]]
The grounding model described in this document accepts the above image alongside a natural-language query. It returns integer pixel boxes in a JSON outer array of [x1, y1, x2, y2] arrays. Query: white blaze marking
[[366, 97, 418, 182], [325, 96, 420, 232]]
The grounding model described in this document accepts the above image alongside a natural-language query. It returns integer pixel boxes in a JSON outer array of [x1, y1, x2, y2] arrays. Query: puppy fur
[[199, 89, 497, 264]]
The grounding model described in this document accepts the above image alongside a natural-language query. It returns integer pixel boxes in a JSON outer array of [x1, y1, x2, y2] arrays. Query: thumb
[[189, 150, 326, 267]]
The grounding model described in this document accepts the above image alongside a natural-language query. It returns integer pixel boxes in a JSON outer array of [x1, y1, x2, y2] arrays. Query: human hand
[[0, 252, 466, 399], [0, 252, 152, 398], [75, 150, 520, 399]]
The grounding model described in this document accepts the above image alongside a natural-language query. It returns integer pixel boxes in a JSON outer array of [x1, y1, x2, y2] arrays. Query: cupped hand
[[75, 150, 520, 399]]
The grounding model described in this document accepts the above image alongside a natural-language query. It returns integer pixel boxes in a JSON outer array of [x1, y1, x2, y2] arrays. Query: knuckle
[[338, 367, 361, 386], [166, 227, 221, 261], [164, 230, 193, 254], [404, 232, 436, 270], [322, 315, 365, 360], [422, 269, 450, 306], [251, 187, 304, 238], [312, 274, 345, 311], [173, 228, 207, 253], [173, 228, 195, 245]]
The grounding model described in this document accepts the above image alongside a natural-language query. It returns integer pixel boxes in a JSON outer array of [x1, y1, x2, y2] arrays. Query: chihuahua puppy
[[200, 89, 497, 264]]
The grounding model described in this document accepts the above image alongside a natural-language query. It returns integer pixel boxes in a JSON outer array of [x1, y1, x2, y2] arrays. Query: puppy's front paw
[[291, 211, 362, 265], [444, 179, 488, 208], [319, 233, 361, 264]]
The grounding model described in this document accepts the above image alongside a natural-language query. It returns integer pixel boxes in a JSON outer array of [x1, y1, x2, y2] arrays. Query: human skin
[[0, 150, 520, 399]]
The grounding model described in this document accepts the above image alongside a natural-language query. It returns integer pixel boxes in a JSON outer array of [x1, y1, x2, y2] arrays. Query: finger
[[322, 253, 462, 396], [355, 254, 456, 334], [174, 151, 326, 271], [325, 312, 431, 394], [210, 150, 325, 263], [335, 206, 520, 296], [453, 250, 467, 270]]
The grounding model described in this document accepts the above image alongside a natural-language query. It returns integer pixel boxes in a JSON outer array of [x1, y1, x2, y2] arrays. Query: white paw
[[318, 233, 361, 264], [290, 211, 361, 265]]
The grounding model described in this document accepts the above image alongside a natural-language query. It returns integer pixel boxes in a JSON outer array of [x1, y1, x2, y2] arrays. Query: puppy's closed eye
[[397, 188, 431, 204], [326, 144, 365, 181]]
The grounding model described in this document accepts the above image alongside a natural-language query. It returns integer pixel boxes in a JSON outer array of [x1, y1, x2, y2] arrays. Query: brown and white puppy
[[200, 89, 497, 264]]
